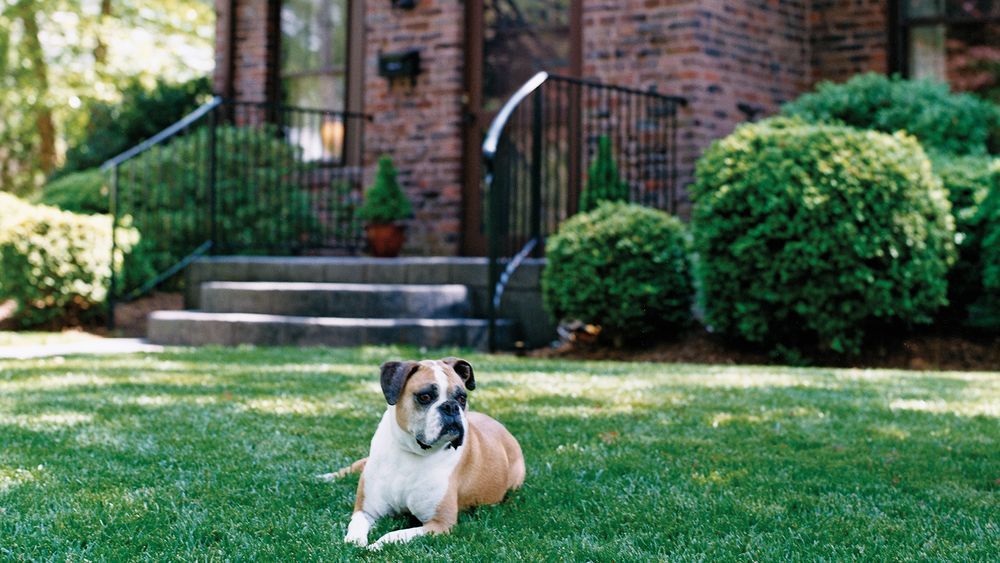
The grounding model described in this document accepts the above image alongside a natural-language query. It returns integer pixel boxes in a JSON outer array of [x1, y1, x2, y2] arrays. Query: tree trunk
[[94, 0, 112, 66], [17, 2, 56, 175]]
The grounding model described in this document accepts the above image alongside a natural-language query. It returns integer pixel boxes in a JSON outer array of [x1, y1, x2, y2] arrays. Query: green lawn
[[0, 347, 997, 560]]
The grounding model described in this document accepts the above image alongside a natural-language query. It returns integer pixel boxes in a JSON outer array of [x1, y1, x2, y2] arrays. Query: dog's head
[[379, 357, 475, 451]]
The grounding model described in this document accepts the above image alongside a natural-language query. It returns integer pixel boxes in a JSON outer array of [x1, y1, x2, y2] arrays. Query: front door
[[461, 0, 582, 255]]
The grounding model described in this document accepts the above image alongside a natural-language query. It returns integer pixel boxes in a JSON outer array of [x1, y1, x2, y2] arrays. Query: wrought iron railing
[[103, 98, 369, 328], [482, 72, 686, 350]]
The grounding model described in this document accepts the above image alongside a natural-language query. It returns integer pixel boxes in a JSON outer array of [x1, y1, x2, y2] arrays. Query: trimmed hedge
[[781, 73, 999, 156], [0, 194, 136, 328], [542, 201, 693, 346], [35, 168, 109, 215], [980, 173, 1000, 324], [692, 118, 955, 356], [932, 154, 1000, 319]]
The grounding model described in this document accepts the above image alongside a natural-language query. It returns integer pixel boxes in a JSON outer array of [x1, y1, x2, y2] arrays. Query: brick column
[[363, 0, 465, 256], [213, 0, 280, 103], [584, 0, 810, 216]]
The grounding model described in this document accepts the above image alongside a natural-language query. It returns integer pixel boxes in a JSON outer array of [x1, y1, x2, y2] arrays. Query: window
[[280, 0, 349, 111], [897, 1, 1000, 101]]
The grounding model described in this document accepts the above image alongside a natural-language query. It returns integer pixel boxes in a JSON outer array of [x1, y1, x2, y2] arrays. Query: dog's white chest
[[362, 410, 462, 522]]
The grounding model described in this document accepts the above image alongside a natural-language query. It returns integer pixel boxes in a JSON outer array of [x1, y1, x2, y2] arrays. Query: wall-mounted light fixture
[[391, 0, 418, 9]]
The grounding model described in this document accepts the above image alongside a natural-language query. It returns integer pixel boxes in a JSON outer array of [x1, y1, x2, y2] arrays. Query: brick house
[[212, 0, 999, 257]]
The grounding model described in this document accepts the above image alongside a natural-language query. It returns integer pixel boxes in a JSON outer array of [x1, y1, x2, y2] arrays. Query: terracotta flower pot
[[365, 223, 406, 258]]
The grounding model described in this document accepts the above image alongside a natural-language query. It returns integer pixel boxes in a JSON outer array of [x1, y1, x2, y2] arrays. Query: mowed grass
[[0, 347, 997, 560]]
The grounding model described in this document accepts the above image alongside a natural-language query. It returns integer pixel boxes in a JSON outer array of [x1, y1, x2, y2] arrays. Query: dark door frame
[[460, 0, 582, 256]]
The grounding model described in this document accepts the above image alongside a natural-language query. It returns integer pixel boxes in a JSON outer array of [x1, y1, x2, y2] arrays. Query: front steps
[[146, 257, 552, 350]]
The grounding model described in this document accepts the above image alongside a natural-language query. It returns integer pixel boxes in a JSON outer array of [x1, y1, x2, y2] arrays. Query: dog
[[331, 357, 524, 549]]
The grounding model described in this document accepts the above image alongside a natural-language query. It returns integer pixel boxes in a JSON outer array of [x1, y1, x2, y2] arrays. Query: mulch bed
[[531, 326, 1000, 372]]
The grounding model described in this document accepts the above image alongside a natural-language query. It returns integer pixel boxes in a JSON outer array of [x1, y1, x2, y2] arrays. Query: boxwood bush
[[542, 201, 692, 346], [34, 168, 109, 215], [781, 73, 999, 156], [692, 118, 955, 356], [979, 177, 1000, 326], [932, 154, 1000, 320], [0, 194, 136, 328]]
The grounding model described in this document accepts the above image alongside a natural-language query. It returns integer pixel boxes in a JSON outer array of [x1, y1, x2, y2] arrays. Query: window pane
[[281, 0, 348, 75], [910, 25, 948, 81], [906, 0, 946, 18]]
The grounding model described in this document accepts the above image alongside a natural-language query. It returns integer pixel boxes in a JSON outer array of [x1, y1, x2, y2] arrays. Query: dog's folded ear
[[442, 357, 475, 390], [380, 361, 420, 405]]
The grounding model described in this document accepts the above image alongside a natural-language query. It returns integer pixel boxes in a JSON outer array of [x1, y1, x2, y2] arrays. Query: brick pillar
[[363, 1, 465, 256], [810, 0, 889, 85], [213, 0, 280, 102], [584, 0, 810, 216]]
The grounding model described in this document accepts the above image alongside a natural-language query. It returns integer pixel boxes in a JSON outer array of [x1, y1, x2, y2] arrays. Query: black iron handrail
[[103, 99, 370, 329], [482, 72, 687, 350]]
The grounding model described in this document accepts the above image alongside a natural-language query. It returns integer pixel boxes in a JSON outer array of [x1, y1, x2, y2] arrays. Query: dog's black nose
[[439, 400, 461, 417]]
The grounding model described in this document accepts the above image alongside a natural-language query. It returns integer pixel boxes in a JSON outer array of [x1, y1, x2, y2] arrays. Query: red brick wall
[[809, 0, 889, 84], [584, 0, 811, 214], [214, 0, 279, 102], [362, 0, 465, 256]]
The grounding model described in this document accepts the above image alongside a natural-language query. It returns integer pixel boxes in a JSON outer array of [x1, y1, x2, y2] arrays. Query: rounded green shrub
[[0, 193, 137, 328], [542, 201, 693, 345], [781, 73, 999, 156], [35, 168, 109, 215], [932, 154, 1000, 320], [692, 118, 956, 356], [979, 176, 1000, 325]]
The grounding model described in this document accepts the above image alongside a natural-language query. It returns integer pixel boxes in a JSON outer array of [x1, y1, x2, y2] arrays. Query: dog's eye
[[417, 393, 432, 404], [456, 395, 466, 406]]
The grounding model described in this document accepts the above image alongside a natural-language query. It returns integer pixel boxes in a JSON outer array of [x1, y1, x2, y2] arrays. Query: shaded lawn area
[[0, 347, 997, 560]]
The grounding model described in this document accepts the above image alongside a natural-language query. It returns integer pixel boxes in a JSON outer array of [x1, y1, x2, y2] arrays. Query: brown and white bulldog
[[335, 357, 524, 549]]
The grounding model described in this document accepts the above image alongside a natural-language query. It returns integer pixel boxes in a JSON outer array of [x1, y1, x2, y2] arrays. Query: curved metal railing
[[482, 72, 687, 350]]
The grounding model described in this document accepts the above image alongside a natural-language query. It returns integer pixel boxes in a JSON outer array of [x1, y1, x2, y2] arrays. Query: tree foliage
[[0, 0, 214, 194]]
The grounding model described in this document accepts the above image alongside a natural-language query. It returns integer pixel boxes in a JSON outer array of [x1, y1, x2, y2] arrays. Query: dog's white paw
[[315, 472, 339, 482], [344, 532, 368, 547]]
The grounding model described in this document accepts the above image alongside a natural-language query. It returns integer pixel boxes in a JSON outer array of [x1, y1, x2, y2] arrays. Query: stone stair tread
[[149, 310, 501, 326], [147, 310, 516, 350], [201, 281, 470, 293]]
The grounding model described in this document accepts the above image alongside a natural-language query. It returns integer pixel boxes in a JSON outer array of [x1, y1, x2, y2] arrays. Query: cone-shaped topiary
[[580, 135, 629, 212], [359, 155, 412, 224]]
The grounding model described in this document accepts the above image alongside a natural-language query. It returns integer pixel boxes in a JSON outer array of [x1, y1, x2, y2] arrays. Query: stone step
[[147, 311, 516, 350], [200, 282, 471, 319]]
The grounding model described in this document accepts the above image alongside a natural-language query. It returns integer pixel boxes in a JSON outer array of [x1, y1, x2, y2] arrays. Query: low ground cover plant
[[33, 168, 109, 215], [692, 118, 955, 356], [0, 193, 135, 327], [0, 347, 996, 559], [543, 201, 692, 346]]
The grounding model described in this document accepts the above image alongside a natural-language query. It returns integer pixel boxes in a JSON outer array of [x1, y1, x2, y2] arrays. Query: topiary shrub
[[580, 135, 629, 212], [692, 118, 956, 356], [358, 155, 411, 224], [34, 168, 109, 215], [781, 73, 999, 156], [932, 154, 1000, 320], [0, 193, 137, 328], [542, 201, 693, 346]]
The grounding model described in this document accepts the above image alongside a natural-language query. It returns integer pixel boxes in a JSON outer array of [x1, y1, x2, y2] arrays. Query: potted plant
[[358, 155, 412, 257]]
